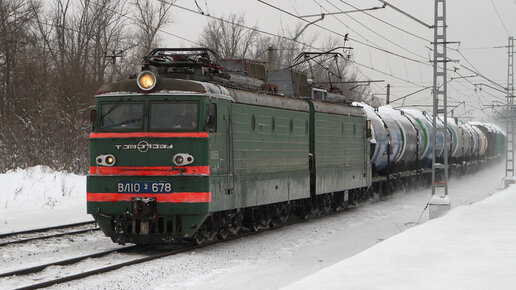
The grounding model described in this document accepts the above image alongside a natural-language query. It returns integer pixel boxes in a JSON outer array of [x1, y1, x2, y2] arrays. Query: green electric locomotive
[[87, 48, 371, 244]]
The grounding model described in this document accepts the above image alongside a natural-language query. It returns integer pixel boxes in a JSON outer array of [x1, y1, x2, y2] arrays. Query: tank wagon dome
[[353, 102, 390, 172]]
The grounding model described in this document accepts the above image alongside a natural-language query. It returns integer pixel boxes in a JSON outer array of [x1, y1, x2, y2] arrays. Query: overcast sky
[[161, 0, 516, 124]]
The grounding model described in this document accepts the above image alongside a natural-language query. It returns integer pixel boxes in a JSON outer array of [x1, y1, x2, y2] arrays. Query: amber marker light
[[96, 154, 116, 166], [105, 155, 115, 166], [137, 71, 157, 91]]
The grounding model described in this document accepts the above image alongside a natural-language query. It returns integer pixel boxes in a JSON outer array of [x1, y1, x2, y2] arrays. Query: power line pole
[[104, 50, 123, 83], [504, 36, 515, 188], [429, 0, 451, 219]]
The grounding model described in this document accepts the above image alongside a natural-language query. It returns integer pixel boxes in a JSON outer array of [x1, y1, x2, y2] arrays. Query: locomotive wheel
[[206, 219, 218, 242], [251, 210, 262, 232], [215, 215, 229, 240], [262, 208, 272, 228], [194, 234, 205, 245], [251, 222, 261, 232], [217, 228, 229, 240], [228, 213, 243, 236], [270, 205, 282, 227], [279, 204, 290, 224], [194, 224, 209, 245], [320, 195, 332, 214]]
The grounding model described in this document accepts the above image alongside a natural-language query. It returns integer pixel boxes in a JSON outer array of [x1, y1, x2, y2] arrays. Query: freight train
[[87, 48, 504, 245]]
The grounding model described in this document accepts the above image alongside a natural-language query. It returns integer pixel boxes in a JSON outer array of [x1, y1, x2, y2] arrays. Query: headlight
[[96, 154, 116, 166], [173, 153, 194, 166], [174, 155, 184, 165], [137, 71, 157, 91]]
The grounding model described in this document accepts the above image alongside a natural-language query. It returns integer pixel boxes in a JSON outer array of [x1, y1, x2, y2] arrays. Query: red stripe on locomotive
[[89, 132, 209, 138], [89, 166, 210, 176], [87, 192, 211, 203]]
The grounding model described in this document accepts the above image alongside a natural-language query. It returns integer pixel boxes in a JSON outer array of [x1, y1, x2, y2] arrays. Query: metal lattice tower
[[430, 0, 450, 213], [505, 36, 515, 187]]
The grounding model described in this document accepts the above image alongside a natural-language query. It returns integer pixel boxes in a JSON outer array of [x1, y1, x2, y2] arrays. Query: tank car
[[400, 109, 435, 168], [376, 106, 403, 166], [445, 117, 464, 162], [470, 125, 488, 158], [384, 107, 419, 170], [354, 103, 391, 174]]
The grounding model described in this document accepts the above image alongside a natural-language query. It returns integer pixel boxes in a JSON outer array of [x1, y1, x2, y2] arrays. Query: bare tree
[[199, 13, 259, 59], [132, 0, 174, 59], [0, 0, 37, 130], [199, 18, 370, 103], [0, 0, 135, 173]]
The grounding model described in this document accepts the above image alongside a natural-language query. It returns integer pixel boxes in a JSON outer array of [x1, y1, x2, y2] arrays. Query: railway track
[[0, 221, 99, 247], [1, 215, 318, 290]]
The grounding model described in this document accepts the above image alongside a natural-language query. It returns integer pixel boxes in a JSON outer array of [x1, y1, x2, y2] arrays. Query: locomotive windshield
[[149, 102, 199, 131], [100, 103, 144, 131]]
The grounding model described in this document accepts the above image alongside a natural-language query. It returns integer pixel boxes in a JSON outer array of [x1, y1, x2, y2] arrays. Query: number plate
[[117, 181, 172, 193]]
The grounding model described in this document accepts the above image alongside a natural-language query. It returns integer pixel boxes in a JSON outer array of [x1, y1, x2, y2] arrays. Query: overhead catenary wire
[[165, 0, 428, 89], [351, 60, 426, 88], [183, 0, 497, 112], [489, 0, 510, 36], [451, 47, 507, 90], [259, 0, 473, 91], [179, 0, 503, 120], [337, 0, 431, 43], [321, 0, 431, 61], [459, 46, 507, 51], [165, 0, 321, 51], [107, 0, 505, 118], [258, 0, 435, 67]]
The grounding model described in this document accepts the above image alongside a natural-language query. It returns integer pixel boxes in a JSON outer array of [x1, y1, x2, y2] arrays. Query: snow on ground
[[0, 163, 511, 289], [0, 166, 91, 234], [284, 182, 516, 290], [52, 162, 507, 290]]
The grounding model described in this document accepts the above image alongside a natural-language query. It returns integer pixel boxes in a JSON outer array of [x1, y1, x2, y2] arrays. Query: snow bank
[[0, 166, 91, 234], [283, 186, 516, 290]]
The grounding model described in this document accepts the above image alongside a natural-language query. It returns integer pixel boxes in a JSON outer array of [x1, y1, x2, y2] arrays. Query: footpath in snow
[[284, 184, 516, 290]]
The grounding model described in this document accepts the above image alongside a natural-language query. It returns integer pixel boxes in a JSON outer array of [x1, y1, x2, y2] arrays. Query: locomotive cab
[[87, 71, 230, 244]]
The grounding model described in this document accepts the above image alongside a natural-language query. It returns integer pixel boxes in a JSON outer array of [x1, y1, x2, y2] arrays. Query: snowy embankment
[[0, 166, 90, 234], [284, 184, 516, 290]]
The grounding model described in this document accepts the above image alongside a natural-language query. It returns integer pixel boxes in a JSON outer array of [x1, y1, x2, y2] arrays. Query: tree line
[[0, 0, 369, 174]]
